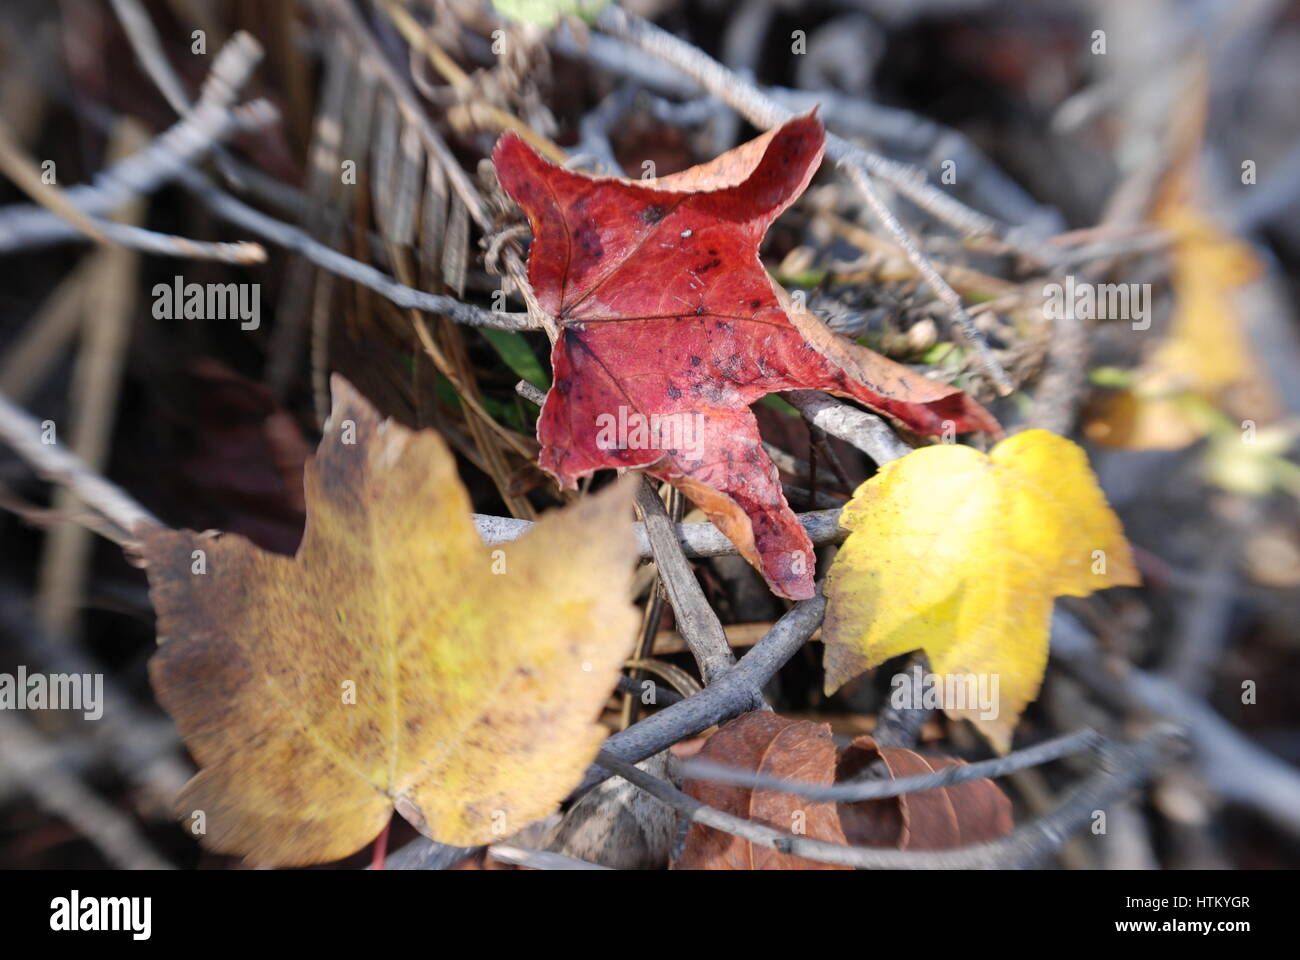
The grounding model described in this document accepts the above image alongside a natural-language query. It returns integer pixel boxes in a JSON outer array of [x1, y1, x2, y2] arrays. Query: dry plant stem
[[616, 673, 683, 707], [635, 479, 735, 685], [0, 389, 161, 536], [476, 507, 846, 561], [594, 6, 1012, 394], [623, 485, 680, 727], [0, 117, 108, 243], [72, 223, 265, 263], [487, 844, 611, 870], [0, 33, 270, 254], [109, 0, 191, 115], [178, 169, 533, 330], [680, 727, 1104, 801], [786, 391, 912, 464], [601, 725, 1176, 869], [0, 713, 173, 870], [868, 656, 932, 749], [37, 139, 142, 637], [839, 162, 1011, 394], [107, 0, 254, 192]]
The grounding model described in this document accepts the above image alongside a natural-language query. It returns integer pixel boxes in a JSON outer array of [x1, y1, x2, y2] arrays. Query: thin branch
[[615, 673, 683, 707], [109, 0, 194, 115], [0, 33, 271, 254], [679, 727, 1103, 802], [634, 478, 735, 685], [177, 169, 535, 330], [43, 218, 267, 263], [108, 0, 249, 190], [0, 118, 109, 243], [0, 389, 161, 535], [574, 592, 827, 797], [475, 507, 847, 561], [786, 391, 912, 465], [487, 844, 611, 870]]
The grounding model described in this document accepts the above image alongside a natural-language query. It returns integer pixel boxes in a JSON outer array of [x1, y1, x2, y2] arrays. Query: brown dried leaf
[[837, 736, 1014, 850], [672, 711, 849, 870]]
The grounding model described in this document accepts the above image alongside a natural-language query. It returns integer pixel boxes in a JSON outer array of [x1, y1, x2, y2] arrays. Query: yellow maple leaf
[[822, 430, 1139, 751], [144, 376, 639, 865]]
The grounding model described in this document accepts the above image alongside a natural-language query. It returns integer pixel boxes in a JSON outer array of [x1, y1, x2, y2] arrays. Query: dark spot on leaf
[[666, 384, 681, 399], [689, 355, 702, 366], [576, 223, 603, 260], [641, 205, 667, 223]]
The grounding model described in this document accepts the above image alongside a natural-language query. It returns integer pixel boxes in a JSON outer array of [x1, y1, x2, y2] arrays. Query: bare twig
[[475, 507, 848, 561], [37, 128, 143, 637], [0, 389, 161, 536], [575, 592, 827, 797], [108, 0, 192, 115], [679, 727, 1103, 801], [0, 117, 108, 243], [177, 169, 535, 330], [634, 479, 735, 685], [65, 221, 265, 263], [786, 391, 912, 465], [615, 673, 683, 707], [487, 844, 611, 870], [0, 33, 272, 254]]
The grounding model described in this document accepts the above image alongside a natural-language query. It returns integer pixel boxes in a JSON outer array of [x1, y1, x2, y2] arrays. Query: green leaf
[[1088, 366, 1137, 388], [757, 395, 800, 416], [482, 329, 550, 390], [491, 0, 611, 28]]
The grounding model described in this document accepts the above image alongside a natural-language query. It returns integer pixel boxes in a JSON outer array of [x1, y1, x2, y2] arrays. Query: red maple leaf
[[493, 113, 1000, 600]]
